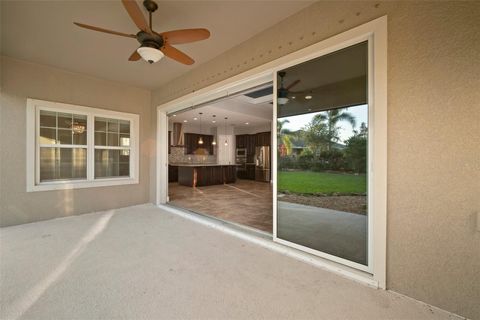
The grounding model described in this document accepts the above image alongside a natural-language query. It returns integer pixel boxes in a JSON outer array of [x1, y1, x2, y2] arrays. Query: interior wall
[[0, 56, 153, 227], [152, 2, 480, 319]]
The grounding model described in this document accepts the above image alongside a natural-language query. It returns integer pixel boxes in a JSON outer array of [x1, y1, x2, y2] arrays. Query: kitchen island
[[175, 164, 237, 187]]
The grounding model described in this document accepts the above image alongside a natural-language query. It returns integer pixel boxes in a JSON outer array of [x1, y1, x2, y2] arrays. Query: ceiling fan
[[277, 71, 300, 105], [74, 0, 210, 65]]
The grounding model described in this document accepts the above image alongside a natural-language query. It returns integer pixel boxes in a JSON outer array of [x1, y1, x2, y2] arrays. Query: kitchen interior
[[167, 84, 273, 233]]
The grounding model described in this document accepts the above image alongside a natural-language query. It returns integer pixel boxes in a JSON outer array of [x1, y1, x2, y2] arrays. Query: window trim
[[26, 99, 139, 192]]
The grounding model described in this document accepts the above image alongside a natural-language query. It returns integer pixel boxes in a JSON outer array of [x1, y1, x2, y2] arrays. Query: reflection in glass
[[73, 130, 87, 145], [95, 132, 106, 146], [107, 132, 119, 146], [94, 117, 131, 179], [39, 111, 87, 146], [39, 148, 87, 181], [58, 129, 72, 144], [95, 149, 130, 178], [40, 111, 56, 127], [95, 119, 107, 132], [39, 128, 56, 144], [119, 120, 130, 134], [276, 42, 369, 266], [57, 113, 72, 129], [120, 134, 130, 147], [95, 117, 130, 147]]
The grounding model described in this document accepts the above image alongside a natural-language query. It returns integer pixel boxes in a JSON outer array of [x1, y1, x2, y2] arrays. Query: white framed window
[[26, 99, 139, 192]]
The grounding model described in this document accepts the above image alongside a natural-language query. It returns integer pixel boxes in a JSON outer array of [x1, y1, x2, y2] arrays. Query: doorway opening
[[156, 16, 386, 286], [167, 84, 274, 233]]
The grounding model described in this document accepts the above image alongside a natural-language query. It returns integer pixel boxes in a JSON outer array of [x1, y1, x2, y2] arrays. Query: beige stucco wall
[[152, 1, 480, 319], [0, 56, 153, 227]]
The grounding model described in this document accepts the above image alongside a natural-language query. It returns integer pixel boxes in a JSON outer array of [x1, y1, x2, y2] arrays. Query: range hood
[[172, 122, 184, 146]]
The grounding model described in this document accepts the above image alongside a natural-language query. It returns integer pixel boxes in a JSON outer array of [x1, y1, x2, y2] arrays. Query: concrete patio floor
[[0, 204, 459, 320], [278, 201, 367, 265]]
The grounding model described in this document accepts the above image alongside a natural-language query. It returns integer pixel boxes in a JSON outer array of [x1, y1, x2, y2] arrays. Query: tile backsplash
[[169, 146, 217, 164]]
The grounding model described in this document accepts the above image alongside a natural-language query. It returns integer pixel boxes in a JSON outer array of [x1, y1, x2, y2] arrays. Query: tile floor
[[168, 179, 273, 233]]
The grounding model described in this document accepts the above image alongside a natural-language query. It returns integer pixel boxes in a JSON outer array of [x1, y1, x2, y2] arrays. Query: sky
[[281, 104, 368, 144]]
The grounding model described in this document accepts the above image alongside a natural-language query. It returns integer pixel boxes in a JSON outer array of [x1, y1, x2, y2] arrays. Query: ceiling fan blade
[[161, 45, 194, 65], [160, 28, 210, 45], [74, 22, 136, 38], [121, 0, 152, 33], [128, 50, 141, 61], [286, 79, 301, 91]]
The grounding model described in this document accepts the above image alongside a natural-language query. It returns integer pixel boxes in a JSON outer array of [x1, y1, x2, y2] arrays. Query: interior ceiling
[[169, 94, 272, 129], [1, 0, 312, 90]]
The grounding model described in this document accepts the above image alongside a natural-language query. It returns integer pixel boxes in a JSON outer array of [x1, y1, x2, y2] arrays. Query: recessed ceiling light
[[305, 95, 313, 100], [193, 117, 198, 120], [291, 96, 296, 99], [212, 120, 216, 123], [245, 122, 249, 125], [308, 108, 312, 111], [183, 120, 188, 123], [172, 114, 176, 117]]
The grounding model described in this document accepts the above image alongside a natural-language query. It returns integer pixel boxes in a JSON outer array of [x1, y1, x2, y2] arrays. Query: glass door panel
[[276, 42, 369, 267]]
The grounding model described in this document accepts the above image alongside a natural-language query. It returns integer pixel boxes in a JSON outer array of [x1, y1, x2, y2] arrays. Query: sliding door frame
[[156, 16, 387, 288], [274, 38, 373, 274]]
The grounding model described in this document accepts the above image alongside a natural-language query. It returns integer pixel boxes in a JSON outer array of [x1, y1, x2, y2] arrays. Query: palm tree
[[277, 119, 293, 155], [277, 119, 291, 135], [314, 109, 356, 150]]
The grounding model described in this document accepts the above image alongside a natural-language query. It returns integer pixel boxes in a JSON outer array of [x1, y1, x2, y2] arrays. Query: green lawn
[[278, 171, 366, 195]]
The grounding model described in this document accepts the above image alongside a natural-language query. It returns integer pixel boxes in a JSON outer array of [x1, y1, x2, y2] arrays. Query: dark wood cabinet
[[168, 165, 178, 182], [246, 164, 256, 180], [184, 133, 214, 155], [237, 167, 246, 180], [256, 131, 271, 147], [224, 166, 237, 183], [235, 135, 246, 148], [247, 135, 256, 163], [235, 132, 271, 180], [178, 165, 237, 187], [235, 134, 258, 163]]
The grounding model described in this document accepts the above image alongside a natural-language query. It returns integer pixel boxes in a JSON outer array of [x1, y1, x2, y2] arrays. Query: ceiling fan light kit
[[277, 71, 301, 105], [277, 96, 289, 105], [74, 0, 210, 65], [137, 46, 164, 64]]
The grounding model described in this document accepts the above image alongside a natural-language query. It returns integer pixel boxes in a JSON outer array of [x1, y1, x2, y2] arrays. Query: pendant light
[[198, 112, 203, 145], [212, 115, 217, 146], [224, 117, 228, 146]]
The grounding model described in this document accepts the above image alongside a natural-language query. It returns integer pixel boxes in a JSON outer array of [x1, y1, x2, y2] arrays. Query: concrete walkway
[[278, 201, 367, 265], [1, 204, 458, 319]]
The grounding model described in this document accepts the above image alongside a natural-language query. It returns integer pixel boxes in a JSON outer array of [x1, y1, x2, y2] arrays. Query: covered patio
[[1, 205, 457, 320]]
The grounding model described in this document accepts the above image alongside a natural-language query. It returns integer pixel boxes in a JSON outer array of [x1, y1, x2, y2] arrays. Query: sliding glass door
[[275, 41, 370, 270]]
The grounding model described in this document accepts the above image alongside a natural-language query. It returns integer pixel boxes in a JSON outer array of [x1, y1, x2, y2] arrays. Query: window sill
[[27, 177, 139, 192]]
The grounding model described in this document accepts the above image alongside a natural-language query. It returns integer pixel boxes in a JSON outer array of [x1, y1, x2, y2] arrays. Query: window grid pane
[[40, 147, 87, 182], [95, 149, 130, 178], [39, 110, 87, 146], [95, 117, 130, 147]]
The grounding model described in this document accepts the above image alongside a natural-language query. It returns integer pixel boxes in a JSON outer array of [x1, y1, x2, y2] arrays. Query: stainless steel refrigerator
[[255, 146, 270, 182]]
